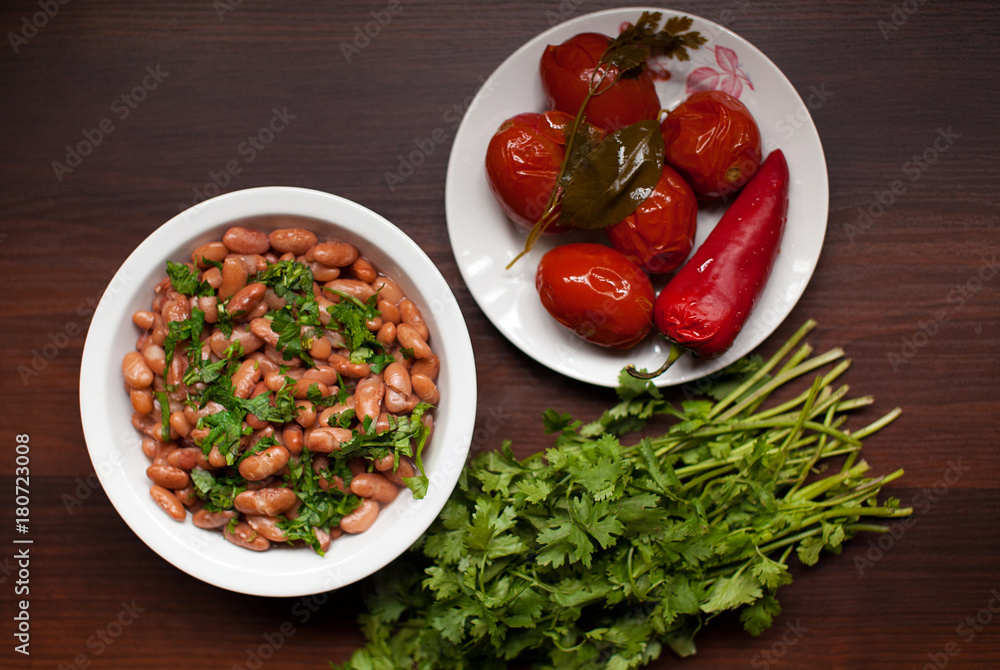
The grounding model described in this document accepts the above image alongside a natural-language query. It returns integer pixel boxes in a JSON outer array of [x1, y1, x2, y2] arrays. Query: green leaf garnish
[[166, 260, 215, 297], [277, 449, 361, 555], [559, 120, 665, 230]]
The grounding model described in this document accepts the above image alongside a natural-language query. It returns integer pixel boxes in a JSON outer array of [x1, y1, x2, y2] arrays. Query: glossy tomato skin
[[485, 110, 576, 233], [660, 90, 762, 198], [535, 243, 654, 349], [540, 32, 661, 132], [606, 164, 697, 275]]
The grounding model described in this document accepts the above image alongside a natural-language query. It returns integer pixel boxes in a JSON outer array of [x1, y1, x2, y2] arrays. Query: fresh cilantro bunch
[[333, 321, 911, 670]]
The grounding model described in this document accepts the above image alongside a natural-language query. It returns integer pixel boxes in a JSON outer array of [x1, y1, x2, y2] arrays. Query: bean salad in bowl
[[80, 186, 476, 596]]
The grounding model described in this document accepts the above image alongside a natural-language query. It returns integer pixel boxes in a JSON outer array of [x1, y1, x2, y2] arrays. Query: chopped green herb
[[336, 402, 432, 497], [326, 407, 357, 429], [190, 468, 245, 511], [325, 291, 381, 351], [154, 391, 172, 441], [257, 259, 315, 298], [163, 308, 206, 367], [165, 260, 215, 297], [268, 307, 310, 363], [253, 261, 323, 366], [238, 435, 279, 464], [182, 357, 229, 387], [195, 408, 250, 465], [278, 449, 361, 554], [192, 365, 297, 462]]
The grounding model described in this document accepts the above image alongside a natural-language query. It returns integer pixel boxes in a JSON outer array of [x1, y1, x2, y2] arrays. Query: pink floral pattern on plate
[[685, 45, 754, 99]]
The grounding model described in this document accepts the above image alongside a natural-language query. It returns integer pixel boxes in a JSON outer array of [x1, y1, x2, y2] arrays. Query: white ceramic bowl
[[79, 186, 477, 597]]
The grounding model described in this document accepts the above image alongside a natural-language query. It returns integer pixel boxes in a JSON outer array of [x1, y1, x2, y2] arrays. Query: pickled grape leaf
[[559, 120, 664, 230], [559, 122, 605, 191]]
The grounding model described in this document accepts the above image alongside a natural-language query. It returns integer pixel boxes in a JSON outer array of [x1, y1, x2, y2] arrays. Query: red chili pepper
[[628, 149, 789, 379]]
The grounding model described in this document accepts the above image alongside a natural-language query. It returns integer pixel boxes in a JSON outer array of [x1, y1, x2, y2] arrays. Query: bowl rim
[[79, 185, 477, 597]]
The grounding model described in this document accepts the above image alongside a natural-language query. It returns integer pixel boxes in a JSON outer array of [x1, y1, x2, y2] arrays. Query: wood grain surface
[[1, 1, 998, 668]]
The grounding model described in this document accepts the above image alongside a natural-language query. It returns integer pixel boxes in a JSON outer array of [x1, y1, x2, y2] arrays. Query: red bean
[[246, 515, 289, 542], [269, 228, 317, 255], [122, 352, 153, 388], [192, 241, 228, 268], [192, 508, 237, 529], [233, 488, 297, 516], [227, 282, 266, 319], [239, 445, 291, 481], [350, 473, 399, 503], [224, 521, 270, 551], [312, 241, 359, 267], [223, 226, 270, 254], [150, 485, 186, 521], [340, 498, 380, 534]]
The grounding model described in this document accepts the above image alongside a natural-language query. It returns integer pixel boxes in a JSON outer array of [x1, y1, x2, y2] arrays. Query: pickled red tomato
[[540, 32, 661, 132], [485, 110, 577, 233], [606, 164, 697, 275], [535, 243, 654, 349], [660, 90, 762, 198]]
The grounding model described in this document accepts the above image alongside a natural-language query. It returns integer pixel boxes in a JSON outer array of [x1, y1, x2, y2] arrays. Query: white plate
[[80, 187, 477, 597], [445, 7, 828, 387]]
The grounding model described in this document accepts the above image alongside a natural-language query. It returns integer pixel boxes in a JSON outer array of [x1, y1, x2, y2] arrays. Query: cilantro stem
[[748, 361, 851, 422], [716, 347, 846, 422], [708, 319, 817, 419], [804, 469, 908, 511], [507, 46, 613, 269], [770, 376, 825, 476], [841, 406, 902, 472], [786, 403, 837, 496], [336, 320, 911, 670], [787, 461, 873, 502], [740, 518, 907, 567]]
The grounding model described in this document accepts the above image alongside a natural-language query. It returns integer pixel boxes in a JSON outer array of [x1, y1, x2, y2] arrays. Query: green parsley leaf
[[163, 308, 206, 367], [268, 308, 311, 364], [165, 260, 215, 296], [256, 259, 315, 298], [153, 391, 172, 442], [195, 409, 250, 465], [182, 357, 229, 386], [190, 468, 245, 511], [254, 260, 321, 365], [739, 595, 782, 637], [336, 403, 433, 498], [278, 449, 361, 554], [325, 291, 381, 351]]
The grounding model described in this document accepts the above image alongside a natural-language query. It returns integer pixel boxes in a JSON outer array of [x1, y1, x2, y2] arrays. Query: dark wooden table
[[2, 1, 998, 668]]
